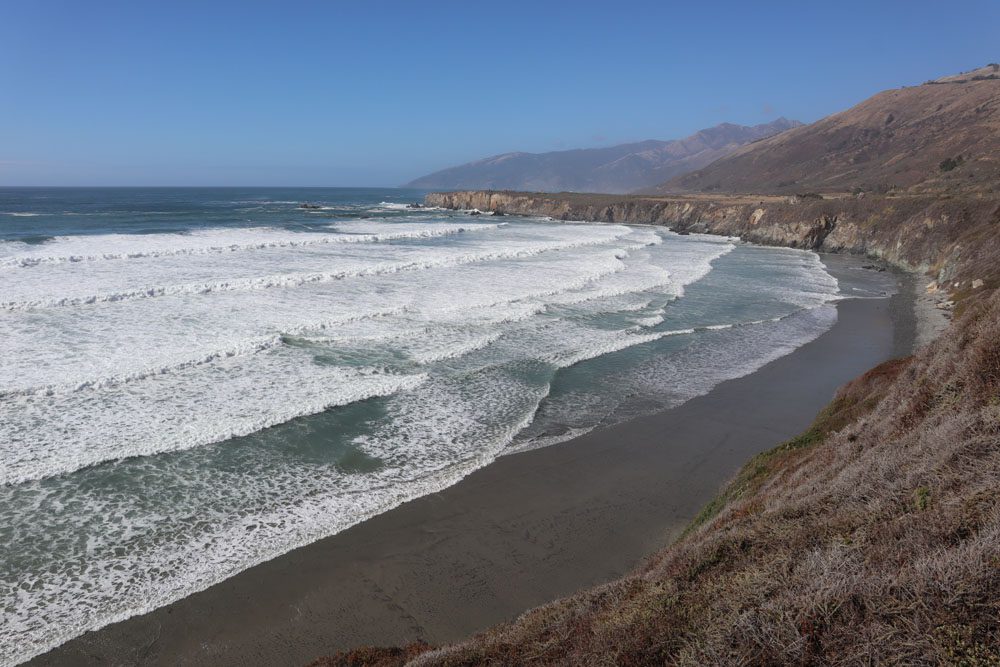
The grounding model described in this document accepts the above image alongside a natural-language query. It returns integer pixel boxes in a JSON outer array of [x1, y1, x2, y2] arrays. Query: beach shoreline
[[27, 255, 918, 667]]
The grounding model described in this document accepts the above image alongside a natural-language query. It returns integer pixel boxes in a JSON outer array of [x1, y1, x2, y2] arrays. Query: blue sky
[[2, 0, 997, 186]]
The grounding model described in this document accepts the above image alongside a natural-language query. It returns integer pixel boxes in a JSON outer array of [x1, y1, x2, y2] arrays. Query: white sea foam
[[0, 223, 630, 310], [0, 211, 848, 667], [0, 354, 425, 486], [0, 222, 504, 268], [374, 201, 419, 210]]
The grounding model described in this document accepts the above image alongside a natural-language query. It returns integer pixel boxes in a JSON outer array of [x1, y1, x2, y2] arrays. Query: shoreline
[[28, 257, 917, 667]]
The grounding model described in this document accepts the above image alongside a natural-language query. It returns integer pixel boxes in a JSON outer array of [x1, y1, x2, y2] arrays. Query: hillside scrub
[[310, 284, 1000, 666], [399, 288, 1000, 665], [309, 185, 1000, 666]]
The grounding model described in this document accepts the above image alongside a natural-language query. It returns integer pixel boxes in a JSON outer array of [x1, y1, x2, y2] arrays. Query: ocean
[[0, 187, 892, 664]]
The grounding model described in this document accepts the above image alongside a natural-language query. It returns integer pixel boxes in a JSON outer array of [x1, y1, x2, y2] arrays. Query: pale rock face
[[973, 278, 985, 289]]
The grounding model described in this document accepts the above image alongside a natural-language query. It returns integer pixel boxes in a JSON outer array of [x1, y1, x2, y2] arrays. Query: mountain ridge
[[406, 119, 802, 193]]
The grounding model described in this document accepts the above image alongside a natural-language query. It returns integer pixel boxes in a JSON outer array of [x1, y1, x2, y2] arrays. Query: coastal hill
[[405, 119, 801, 194], [654, 64, 1000, 195], [313, 66, 1000, 665]]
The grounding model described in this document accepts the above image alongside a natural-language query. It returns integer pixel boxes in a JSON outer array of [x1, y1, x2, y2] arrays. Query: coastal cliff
[[311, 65, 1000, 665], [311, 189, 999, 665], [427, 190, 1000, 288], [304, 189, 1000, 664]]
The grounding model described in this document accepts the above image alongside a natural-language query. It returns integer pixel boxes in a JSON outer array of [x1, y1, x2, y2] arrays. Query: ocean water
[[0, 187, 887, 665]]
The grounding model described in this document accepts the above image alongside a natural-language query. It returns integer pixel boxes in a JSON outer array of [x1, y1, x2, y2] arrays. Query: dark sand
[[30, 257, 915, 667]]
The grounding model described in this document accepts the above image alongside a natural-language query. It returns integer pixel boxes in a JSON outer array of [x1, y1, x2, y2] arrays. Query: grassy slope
[[658, 71, 1000, 196], [311, 69, 1000, 666], [404, 293, 998, 665], [309, 232, 1000, 666]]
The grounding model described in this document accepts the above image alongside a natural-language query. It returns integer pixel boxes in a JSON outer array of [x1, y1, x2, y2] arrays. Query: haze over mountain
[[406, 119, 801, 193], [656, 64, 1000, 195], [400, 64, 1000, 665]]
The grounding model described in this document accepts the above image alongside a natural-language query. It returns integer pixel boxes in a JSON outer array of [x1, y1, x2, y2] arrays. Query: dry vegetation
[[310, 289, 998, 666], [308, 207, 1000, 665], [658, 73, 1000, 196], [425, 287, 999, 665], [312, 69, 1000, 664]]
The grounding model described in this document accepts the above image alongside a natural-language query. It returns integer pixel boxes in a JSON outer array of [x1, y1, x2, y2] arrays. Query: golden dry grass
[[309, 289, 1000, 666], [403, 289, 1000, 666], [311, 189, 1000, 667]]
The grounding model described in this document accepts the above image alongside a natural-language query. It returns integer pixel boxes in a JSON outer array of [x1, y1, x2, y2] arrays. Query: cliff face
[[427, 190, 1000, 287]]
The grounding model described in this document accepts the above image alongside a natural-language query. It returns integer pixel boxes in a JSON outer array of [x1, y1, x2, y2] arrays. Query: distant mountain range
[[656, 64, 1000, 195], [406, 119, 802, 194]]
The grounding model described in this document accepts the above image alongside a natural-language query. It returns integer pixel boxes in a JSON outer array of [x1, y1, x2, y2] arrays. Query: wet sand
[[29, 258, 916, 667]]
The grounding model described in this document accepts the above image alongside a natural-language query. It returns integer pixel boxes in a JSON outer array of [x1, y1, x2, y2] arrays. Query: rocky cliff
[[427, 190, 1000, 289]]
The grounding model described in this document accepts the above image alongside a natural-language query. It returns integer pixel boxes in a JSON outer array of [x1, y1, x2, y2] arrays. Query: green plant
[[940, 155, 965, 172]]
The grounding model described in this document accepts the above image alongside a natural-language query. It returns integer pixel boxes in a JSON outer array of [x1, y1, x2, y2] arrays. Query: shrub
[[940, 156, 964, 172]]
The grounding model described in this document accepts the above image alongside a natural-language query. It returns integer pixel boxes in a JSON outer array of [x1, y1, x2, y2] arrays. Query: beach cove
[[29, 255, 918, 666]]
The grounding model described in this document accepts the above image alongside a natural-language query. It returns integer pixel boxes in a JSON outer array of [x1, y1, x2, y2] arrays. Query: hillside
[[309, 65, 1000, 667], [406, 287, 1000, 664], [656, 64, 1000, 195], [315, 186, 1000, 664], [314, 186, 1000, 665], [405, 119, 800, 193]]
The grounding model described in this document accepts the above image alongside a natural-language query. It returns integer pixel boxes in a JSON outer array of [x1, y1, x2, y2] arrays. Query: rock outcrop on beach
[[405, 119, 801, 194], [655, 64, 1000, 196]]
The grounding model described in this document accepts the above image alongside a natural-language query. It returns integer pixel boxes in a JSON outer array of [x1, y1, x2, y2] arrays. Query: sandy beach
[[28, 256, 917, 667]]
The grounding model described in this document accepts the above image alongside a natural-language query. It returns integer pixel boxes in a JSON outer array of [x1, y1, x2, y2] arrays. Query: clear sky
[[2, 0, 998, 186]]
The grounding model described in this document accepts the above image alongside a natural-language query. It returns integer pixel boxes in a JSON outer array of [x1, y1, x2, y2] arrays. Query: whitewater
[[0, 187, 846, 665]]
